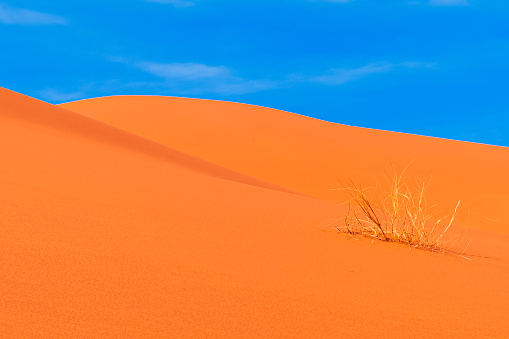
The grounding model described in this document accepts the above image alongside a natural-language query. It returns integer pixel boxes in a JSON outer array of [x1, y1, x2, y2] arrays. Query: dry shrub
[[338, 168, 462, 253]]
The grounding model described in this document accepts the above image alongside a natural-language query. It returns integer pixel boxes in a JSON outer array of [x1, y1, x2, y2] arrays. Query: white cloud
[[428, 0, 469, 5], [40, 58, 435, 101], [0, 4, 67, 25], [200, 80, 277, 95], [312, 61, 434, 86], [145, 0, 195, 8], [106, 56, 438, 96], [313, 62, 394, 85], [408, 0, 469, 5], [310, 0, 356, 3], [37, 88, 86, 102], [135, 61, 278, 95], [36, 80, 133, 103], [138, 62, 231, 81]]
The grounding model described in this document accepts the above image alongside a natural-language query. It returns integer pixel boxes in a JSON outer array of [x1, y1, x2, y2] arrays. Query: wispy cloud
[[311, 62, 435, 86], [136, 60, 435, 94], [199, 80, 277, 95], [138, 62, 231, 81], [37, 88, 87, 102], [36, 80, 127, 103], [428, 0, 469, 6], [103, 56, 437, 97], [313, 62, 394, 85], [37, 58, 436, 103], [408, 0, 469, 5], [145, 0, 195, 8], [135, 61, 277, 95], [0, 4, 67, 25], [310, 0, 356, 3]]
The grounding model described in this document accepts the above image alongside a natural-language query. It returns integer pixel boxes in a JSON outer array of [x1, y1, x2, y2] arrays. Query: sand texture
[[1, 87, 508, 337]]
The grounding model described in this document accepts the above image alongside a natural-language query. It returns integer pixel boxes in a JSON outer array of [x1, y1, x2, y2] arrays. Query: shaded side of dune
[[0, 88, 507, 337], [1, 88, 298, 195], [61, 95, 509, 235]]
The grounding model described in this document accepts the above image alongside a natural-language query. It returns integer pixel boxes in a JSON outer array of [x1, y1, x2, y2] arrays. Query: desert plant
[[337, 168, 461, 253]]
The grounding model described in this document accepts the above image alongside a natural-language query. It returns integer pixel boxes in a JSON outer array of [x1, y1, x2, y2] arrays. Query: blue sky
[[1, 0, 508, 146]]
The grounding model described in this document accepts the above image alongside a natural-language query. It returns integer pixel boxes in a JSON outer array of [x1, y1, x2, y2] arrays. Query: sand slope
[[61, 96, 509, 235], [1, 88, 508, 337]]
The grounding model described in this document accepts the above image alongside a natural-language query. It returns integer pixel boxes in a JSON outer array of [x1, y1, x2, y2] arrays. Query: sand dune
[[1, 89, 298, 195], [61, 95, 509, 235], [1, 87, 508, 337]]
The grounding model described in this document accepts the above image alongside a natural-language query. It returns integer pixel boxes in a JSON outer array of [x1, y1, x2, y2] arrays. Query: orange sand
[[1, 87, 508, 337], [61, 96, 509, 235]]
